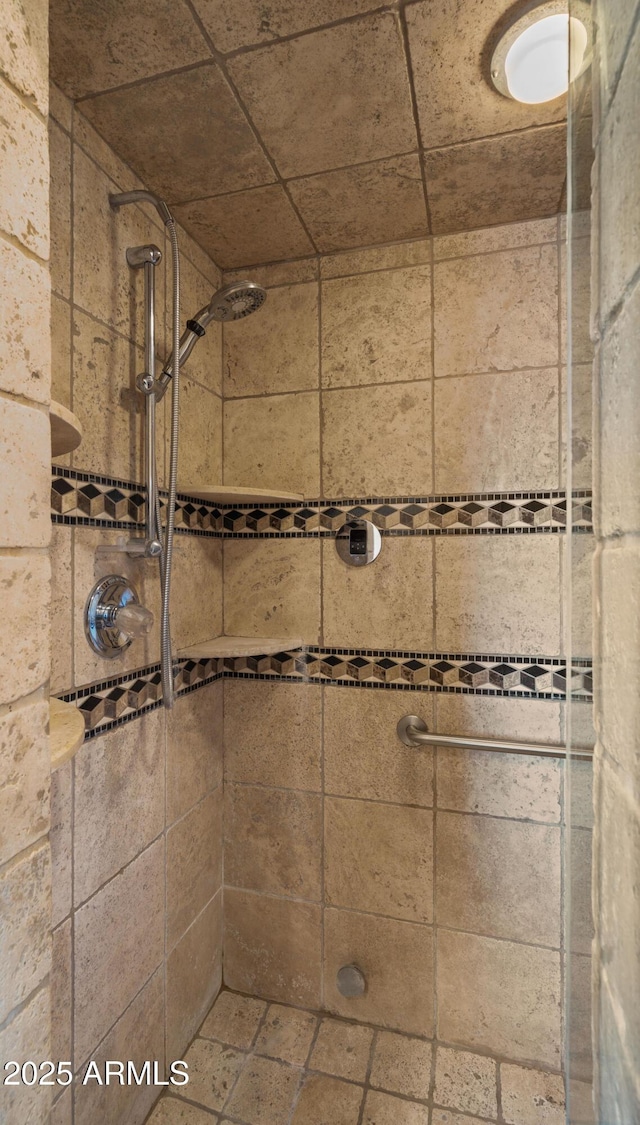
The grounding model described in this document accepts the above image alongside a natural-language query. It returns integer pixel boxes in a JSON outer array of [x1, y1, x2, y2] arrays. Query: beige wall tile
[[51, 760, 72, 927], [49, 81, 72, 131], [47, 506, 80, 674], [325, 797, 433, 923], [599, 278, 640, 535], [500, 1064, 565, 1125], [73, 709, 165, 905], [0, 555, 50, 703], [567, 952, 593, 1085], [72, 528, 162, 686], [51, 294, 71, 412], [322, 265, 431, 389], [166, 892, 223, 1061], [434, 368, 560, 492], [434, 243, 558, 377], [224, 539, 321, 645], [175, 184, 314, 270], [370, 1031, 432, 1100], [561, 237, 593, 367], [70, 310, 144, 481], [73, 110, 147, 199], [0, 238, 50, 402], [51, 1089, 72, 1125], [363, 1091, 429, 1124], [569, 828, 595, 957], [435, 741, 561, 825], [437, 930, 561, 1067], [176, 381, 222, 491], [425, 126, 566, 235], [224, 680, 321, 792], [599, 25, 640, 324], [49, 118, 71, 300], [0, 700, 49, 867], [0, 400, 50, 547], [321, 240, 431, 280], [436, 812, 561, 946], [170, 534, 223, 651], [225, 257, 318, 289], [434, 1045, 497, 1118], [224, 391, 320, 497], [324, 907, 434, 1036], [167, 789, 223, 949], [435, 536, 561, 653], [324, 686, 434, 806], [225, 1054, 301, 1124], [289, 155, 428, 253], [224, 282, 318, 398], [0, 0, 48, 112], [74, 838, 164, 1066], [73, 146, 164, 338], [200, 991, 266, 1050], [0, 78, 49, 257], [195, 0, 381, 52], [323, 536, 433, 650], [74, 968, 164, 1125], [434, 219, 558, 261], [569, 534, 594, 658], [224, 889, 322, 1007], [167, 680, 223, 824], [0, 987, 51, 1125], [177, 222, 222, 289], [322, 381, 432, 496], [309, 1018, 373, 1082], [225, 783, 322, 901], [292, 1074, 364, 1125], [562, 363, 593, 491], [175, 253, 222, 396], [51, 919, 72, 1062], [255, 1003, 317, 1066], [598, 544, 640, 786], [0, 842, 51, 1022], [435, 694, 562, 750], [227, 16, 416, 179]]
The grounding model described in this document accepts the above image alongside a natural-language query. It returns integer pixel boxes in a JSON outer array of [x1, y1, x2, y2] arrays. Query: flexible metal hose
[[160, 219, 181, 708]]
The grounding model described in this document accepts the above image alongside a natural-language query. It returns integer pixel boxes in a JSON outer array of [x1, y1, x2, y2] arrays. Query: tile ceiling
[[50, 0, 575, 269]]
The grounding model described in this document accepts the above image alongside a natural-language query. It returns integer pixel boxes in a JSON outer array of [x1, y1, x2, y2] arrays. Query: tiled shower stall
[[0, 0, 639, 1123]]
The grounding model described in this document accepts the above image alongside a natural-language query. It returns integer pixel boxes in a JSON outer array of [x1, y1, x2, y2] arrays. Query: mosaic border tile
[[52, 466, 593, 536], [55, 647, 593, 743]]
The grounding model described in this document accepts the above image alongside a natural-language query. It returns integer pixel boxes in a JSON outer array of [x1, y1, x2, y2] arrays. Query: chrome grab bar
[[397, 715, 592, 761]]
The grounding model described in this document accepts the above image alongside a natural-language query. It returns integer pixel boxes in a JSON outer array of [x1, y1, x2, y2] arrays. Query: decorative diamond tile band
[[56, 647, 593, 744], [52, 466, 593, 536]]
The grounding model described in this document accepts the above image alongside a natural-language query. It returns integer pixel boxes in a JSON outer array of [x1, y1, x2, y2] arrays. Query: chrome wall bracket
[[85, 575, 154, 658]]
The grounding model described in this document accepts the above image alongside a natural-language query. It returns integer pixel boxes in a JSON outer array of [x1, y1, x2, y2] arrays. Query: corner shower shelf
[[50, 400, 82, 457], [50, 698, 85, 770], [183, 485, 304, 504], [178, 636, 305, 659]]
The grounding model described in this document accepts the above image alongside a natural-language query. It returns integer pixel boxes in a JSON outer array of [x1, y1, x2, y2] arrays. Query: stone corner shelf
[[178, 636, 305, 659], [50, 697, 85, 771], [182, 484, 304, 504], [51, 400, 82, 457]]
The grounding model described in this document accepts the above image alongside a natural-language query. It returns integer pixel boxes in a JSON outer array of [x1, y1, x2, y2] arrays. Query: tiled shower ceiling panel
[[50, 0, 574, 267]]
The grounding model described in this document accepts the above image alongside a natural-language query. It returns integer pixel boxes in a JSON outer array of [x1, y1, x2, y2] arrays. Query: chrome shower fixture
[[156, 281, 266, 398]]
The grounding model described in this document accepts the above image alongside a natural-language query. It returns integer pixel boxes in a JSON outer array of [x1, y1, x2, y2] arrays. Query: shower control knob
[[85, 575, 154, 658], [336, 964, 366, 998]]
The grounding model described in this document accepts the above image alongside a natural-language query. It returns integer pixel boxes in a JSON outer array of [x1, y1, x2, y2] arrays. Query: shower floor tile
[[147, 990, 438, 1125]]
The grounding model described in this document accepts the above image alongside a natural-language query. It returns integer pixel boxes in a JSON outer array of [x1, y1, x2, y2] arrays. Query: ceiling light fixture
[[490, 1, 589, 104]]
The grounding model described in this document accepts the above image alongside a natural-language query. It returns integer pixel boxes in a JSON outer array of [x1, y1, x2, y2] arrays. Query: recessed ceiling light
[[491, 1, 589, 104]]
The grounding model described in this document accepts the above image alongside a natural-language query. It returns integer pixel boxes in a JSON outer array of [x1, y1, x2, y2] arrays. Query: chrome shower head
[[207, 281, 267, 323]]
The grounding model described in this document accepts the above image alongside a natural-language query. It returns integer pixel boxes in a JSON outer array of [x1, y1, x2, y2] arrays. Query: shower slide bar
[[397, 715, 592, 761]]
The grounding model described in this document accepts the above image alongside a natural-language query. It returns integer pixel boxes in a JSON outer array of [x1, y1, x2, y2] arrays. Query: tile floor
[[147, 991, 432, 1124], [146, 990, 564, 1125]]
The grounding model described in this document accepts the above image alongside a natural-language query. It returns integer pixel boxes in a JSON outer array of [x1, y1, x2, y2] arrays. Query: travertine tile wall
[[0, 3, 52, 1123], [220, 217, 591, 1085], [591, 0, 640, 1120], [48, 84, 225, 1123]]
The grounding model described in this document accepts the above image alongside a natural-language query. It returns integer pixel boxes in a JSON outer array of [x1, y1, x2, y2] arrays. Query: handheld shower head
[[207, 281, 267, 322], [158, 280, 267, 397]]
